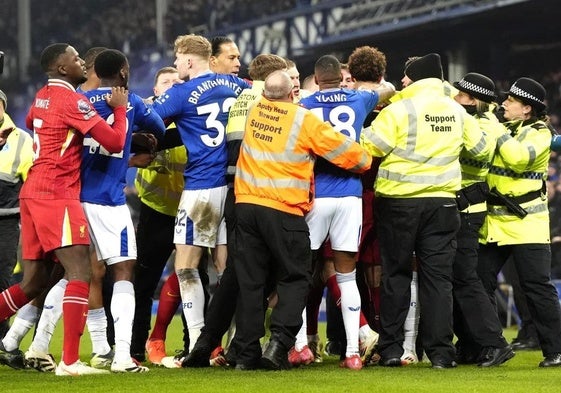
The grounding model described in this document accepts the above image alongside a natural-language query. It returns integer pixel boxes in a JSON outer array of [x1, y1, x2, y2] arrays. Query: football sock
[[337, 270, 360, 357], [403, 271, 419, 355], [2, 303, 40, 351], [87, 307, 111, 356], [0, 284, 29, 322], [111, 280, 135, 363], [177, 268, 204, 351], [294, 308, 308, 351], [61, 280, 89, 365], [150, 272, 180, 341], [31, 278, 67, 354]]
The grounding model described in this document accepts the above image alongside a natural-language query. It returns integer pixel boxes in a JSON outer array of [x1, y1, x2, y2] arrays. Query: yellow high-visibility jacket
[[0, 114, 34, 216], [480, 118, 551, 245], [226, 80, 264, 187], [135, 123, 187, 217], [235, 96, 372, 216], [459, 108, 507, 213], [361, 78, 493, 198]]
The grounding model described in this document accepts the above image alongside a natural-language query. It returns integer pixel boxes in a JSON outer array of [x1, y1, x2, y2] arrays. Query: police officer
[[361, 53, 493, 368], [451, 73, 514, 366], [477, 77, 561, 367]]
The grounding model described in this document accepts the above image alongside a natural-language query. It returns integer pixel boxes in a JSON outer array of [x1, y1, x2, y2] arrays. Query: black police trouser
[[452, 212, 507, 348], [502, 259, 539, 340], [0, 215, 19, 337], [477, 242, 561, 356], [234, 203, 312, 365], [131, 202, 177, 355], [376, 197, 459, 363], [0, 215, 19, 291]]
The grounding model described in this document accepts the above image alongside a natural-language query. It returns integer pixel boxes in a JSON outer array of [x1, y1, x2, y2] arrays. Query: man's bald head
[[263, 70, 293, 100]]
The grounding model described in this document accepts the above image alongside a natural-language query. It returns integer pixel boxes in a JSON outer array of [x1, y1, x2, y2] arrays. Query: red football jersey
[[21, 79, 104, 200]]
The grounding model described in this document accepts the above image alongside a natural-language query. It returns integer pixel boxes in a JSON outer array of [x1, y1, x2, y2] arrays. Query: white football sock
[[2, 303, 40, 351], [294, 308, 307, 351], [87, 307, 111, 356], [177, 268, 204, 351], [31, 279, 67, 354], [403, 271, 419, 355], [111, 280, 135, 363], [337, 270, 360, 357]]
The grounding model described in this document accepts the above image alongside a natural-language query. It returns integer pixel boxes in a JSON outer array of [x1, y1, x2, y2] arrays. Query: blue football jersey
[[80, 88, 166, 205], [152, 72, 250, 190], [300, 88, 379, 197]]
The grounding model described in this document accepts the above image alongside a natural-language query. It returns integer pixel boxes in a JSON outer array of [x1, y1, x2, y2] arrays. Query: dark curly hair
[[347, 46, 386, 83]]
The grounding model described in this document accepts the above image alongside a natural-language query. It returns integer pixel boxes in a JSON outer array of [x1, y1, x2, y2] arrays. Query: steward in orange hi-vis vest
[[235, 91, 372, 216], [232, 71, 371, 370]]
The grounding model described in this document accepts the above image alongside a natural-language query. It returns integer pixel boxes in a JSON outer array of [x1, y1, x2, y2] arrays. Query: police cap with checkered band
[[453, 73, 497, 103], [506, 77, 546, 112]]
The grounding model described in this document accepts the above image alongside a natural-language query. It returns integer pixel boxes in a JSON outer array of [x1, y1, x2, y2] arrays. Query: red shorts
[[20, 198, 90, 260], [357, 190, 381, 265]]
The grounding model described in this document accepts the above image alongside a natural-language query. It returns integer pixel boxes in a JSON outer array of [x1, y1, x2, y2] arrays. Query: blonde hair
[[174, 34, 211, 59]]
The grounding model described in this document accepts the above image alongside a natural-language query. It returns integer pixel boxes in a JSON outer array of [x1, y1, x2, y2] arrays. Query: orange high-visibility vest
[[235, 97, 371, 216]]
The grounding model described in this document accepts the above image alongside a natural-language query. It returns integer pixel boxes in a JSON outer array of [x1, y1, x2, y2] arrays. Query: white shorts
[[82, 202, 137, 265], [305, 196, 362, 252], [174, 186, 227, 247]]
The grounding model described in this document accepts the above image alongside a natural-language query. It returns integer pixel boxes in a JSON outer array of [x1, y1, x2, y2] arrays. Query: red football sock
[[306, 284, 324, 335], [0, 284, 29, 322], [150, 272, 181, 341], [62, 280, 89, 365]]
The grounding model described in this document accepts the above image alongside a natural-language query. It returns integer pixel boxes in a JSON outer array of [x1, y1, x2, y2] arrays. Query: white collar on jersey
[[47, 79, 76, 92]]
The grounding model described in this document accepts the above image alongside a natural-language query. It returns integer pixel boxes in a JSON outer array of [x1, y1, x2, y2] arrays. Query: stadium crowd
[[2, 0, 561, 378]]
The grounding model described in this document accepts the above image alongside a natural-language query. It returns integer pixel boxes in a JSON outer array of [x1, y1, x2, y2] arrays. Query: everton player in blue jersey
[[299, 55, 393, 369], [151, 34, 250, 362], [80, 49, 165, 373]]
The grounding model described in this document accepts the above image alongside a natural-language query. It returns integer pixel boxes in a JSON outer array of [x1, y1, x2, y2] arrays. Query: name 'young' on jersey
[[80, 87, 166, 205], [152, 72, 251, 190], [300, 88, 379, 197]]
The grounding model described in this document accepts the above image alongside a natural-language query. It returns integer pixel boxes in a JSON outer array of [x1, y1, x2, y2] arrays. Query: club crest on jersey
[[79, 225, 86, 238]]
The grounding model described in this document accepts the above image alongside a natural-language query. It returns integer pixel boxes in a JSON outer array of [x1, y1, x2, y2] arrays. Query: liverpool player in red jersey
[[0, 43, 128, 376]]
